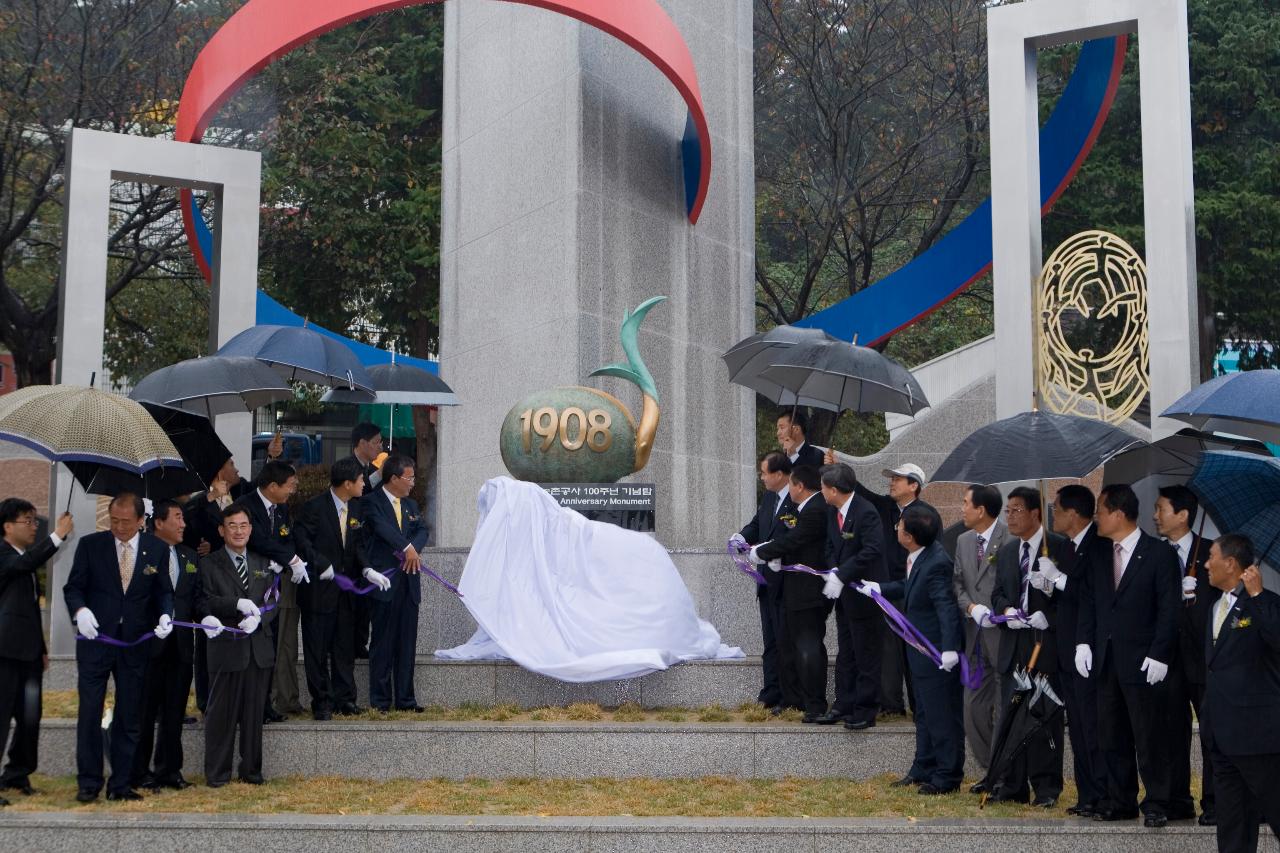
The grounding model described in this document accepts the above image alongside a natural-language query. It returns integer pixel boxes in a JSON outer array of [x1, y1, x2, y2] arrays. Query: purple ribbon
[[330, 552, 462, 598], [78, 575, 283, 647], [726, 542, 768, 585]]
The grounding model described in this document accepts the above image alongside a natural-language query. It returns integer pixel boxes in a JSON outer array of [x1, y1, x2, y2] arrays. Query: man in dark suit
[[818, 463, 887, 730], [0, 500, 72, 799], [195, 504, 278, 787], [1202, 534, 1280, 853], [753, 464, 831, 722], [1075, 483, 1181, 827], [63, 493, 174, 803], [232, 460, 307, 722], [730, 451, 797, 712], [776, 410, 825, 468], [989, 486, 1068, 807], [361, 453, 429, 712], [1154, 484, 1219, 825], [294, 458, 368, 719], [341, 422, 384, 660], [1045, 484, 1110, 817], [858, 503, 964, 794], [130, 500, 199, 791]]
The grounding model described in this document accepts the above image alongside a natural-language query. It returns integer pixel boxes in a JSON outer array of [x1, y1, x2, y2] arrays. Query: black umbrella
[[66, 460, 204, 501], [721, 325, 840, 407], [758, 338, 929, 416], [130, 355, 294, 418], [1102, 427, 1271, 487], [320, 361, 460, 407], [931, 410, 1145, 484], [216, 324, 374, 392], [979, 652, 1065, 805]]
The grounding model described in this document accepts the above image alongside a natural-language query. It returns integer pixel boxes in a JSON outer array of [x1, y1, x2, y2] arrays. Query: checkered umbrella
[[1188, 450, 1280, 568]]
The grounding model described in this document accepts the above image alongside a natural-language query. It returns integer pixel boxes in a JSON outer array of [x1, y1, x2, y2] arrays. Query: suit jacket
[[790, 443, 826, 468], [825, 494, 888, 618], [1055, 524, 1112, 670], [881, 541, 963, 662], [740, 488, 794, 599], [853, 484, 934, 584], [1175, 534, 1219, 686], [1077, 530, 1181, 685], [756, 494, 828, 612], [360, 488, 429, 605], [990, 530, 1069, 675], [64, 531, 174, 658], [0, 537, 57, 662], [232, 491, 300, 609], [195, 548, 278, 673], [294, 491, 367, 613], [1202, 587, 1280, 756], [147, 542, 200, 663], [953, 520, 1010, 669]]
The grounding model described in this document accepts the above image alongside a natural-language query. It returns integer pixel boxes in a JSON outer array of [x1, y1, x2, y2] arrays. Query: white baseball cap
[[882, 463, 927, 487]]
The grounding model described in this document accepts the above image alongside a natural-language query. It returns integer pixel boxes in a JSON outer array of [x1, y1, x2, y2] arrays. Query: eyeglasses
[[223, 522, 252, 532], [1005, 506, 1030, 516], [8, 518, 37, 527]]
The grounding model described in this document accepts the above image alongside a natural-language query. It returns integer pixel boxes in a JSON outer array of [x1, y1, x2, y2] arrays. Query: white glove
[[939, 650, 959, 672], [363, 568, 392, 592], [822, 574, 844, 600], [1004, 607, 1028, 629], [1182, 575, 1197, 601], [200, 615, 224, 639], [153, 614, 173, 639], [970, 604, 993, 628], [1029, 571, 1053, 593], [729, 533, 747, 549], [268, 560, 284, 574], [768, 559, 782, 573], [74, 608, 99, 640], [1141, 657, 1168, 685], [236, 598, 261, 618], [1075, 644, 1092, 679], [238, 613, 261, 634], [1027, 611, 1050, 631], [1037, 556, 1063, 584], [290, 561, 310, 584], [320, 566, 335, 581], [748, 544, 765, 563], [856, 580, 881, 597]]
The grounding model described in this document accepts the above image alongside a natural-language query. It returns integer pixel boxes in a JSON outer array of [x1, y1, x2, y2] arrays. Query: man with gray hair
[[818, 463, 890, 730]]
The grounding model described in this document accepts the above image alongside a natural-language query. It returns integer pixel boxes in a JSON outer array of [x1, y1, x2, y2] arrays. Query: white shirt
[[382, 485, 400, 507], [331, 489, 349, 517], [973, 519, 996, 554], [115, 532, 140, 565], [787, 443, 812, 464], [837, 495, 854, 527], [773, 486, 790, 516], [1071, 522, 1093, 549], [906, 546, 924, 577], [1213, 589, 1238, 640], [1018, 527, 1044, 561], [1113, 526, 1143, 577], [1170, 531, 1195, 572], [794, 492, 818, 514], [257, 488, 275, 518]]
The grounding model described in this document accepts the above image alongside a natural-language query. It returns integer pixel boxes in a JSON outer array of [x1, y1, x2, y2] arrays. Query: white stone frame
[[988, 0, 1198, 435]]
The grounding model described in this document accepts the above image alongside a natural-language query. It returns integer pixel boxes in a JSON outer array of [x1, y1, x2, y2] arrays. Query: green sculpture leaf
[[589, 296, 666, 403]]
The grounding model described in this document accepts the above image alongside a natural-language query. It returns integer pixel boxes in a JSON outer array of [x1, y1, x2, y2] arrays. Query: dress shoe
[[371, 706, 391, 714], [918, 783, 957, 795], [396, 704, 426, 713], [313, 710, 333, 721], [1143, 812, 1169, 828], [207, 780, 227, 789], [986, 789, 1029, 805], [183, 715, 198, 725], [813, 710, 847, 725], [3, 784, 34, 797], [768, 705, 784, 717], [1198, 812, 1217, 827], [75, 788, 99, 803], [889, 775, 920, 788], [336, 703, 365, 716], [801, 713, 822, 724], [844, 718, 875, 731], [264, 709, 286, 724], [1166, 807, 1197, 821], [1033, 796, 1058, 809], [0, 795, 9, 807], [969, 782, 989, 795], [106, 788, 143, 801], [355, 647, 369, 660], [158, 777, 192, 791], [1067, 803, 1097, 817], [239, 775, 265, 785], [1094, 807, 1140, 821]]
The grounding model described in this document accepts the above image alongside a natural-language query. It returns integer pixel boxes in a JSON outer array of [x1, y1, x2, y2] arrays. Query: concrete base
[[0, 812, 1227, 853]]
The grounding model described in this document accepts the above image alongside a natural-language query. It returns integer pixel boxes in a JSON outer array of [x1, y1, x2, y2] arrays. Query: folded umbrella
[[216, 324, 374, 392], [1188, 450, 1280, 569], [130, 355, 294, 418], [758, 338, 929, 416], [979, 652, 1065, 805], [1161, 370, 1280, 445]]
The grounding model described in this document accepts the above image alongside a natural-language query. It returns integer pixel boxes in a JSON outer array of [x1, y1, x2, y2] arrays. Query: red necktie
[[837, 511, 845, 530]]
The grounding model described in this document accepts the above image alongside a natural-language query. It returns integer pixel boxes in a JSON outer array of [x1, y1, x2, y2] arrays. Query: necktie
[[234, 554, 248, 590], [976, 535, 986, 565], [906, 555, 915, 577], [1175, 542, 1186, 574], [339, 504, 348, 547], [837, 510, 845, 531], [268, 503, 277, 530], [1212, 595, 1231, 642], [392, 497, 402, 528], [1020, 541, 1031, 608], [1113, 542, 1125, 590], [119, 541, 134, 591], [169, 546, 179, 590]]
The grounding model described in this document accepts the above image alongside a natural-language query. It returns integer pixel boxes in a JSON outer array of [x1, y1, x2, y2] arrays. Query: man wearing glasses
[[360, 453, 429, 712]]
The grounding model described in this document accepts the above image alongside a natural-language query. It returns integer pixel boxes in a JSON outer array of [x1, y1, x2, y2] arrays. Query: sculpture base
[[540, 482, 655, 532]]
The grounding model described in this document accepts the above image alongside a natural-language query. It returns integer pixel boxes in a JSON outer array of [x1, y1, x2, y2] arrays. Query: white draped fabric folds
[[435, 477, 742, 681]]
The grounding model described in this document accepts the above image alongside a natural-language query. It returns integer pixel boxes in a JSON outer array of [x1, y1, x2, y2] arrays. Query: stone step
[[34, 718, 1204, 781], [0, 812, 1227, 853]]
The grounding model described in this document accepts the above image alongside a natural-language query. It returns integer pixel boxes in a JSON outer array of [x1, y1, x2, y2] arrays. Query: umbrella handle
[[1027, 640, 1043, 674], [1187, 510, 1208, 578]]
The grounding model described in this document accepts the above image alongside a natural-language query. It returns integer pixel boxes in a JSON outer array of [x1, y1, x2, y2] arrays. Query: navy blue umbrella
[[1188, 450, 1280, 568], [1161, 370, 1280, 444], [216, 325, 374, 393]]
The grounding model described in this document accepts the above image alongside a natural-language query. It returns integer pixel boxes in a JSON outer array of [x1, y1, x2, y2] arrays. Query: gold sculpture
[[1036, 230, 1149, 424]]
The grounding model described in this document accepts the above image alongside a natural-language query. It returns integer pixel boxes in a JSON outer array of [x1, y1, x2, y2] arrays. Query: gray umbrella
[[216, 324, 374, 392], [130, 355, 294, 418], [722, 325, 841, 407], [758, 338, 929, 415], [320, 361, 459, 407]]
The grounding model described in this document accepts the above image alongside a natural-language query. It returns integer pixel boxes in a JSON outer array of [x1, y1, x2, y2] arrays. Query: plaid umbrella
[[1187, 450, 1280, 568]]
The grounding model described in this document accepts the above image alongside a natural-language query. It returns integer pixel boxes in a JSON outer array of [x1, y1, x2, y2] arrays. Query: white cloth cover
[[436, 477, 742, 681]]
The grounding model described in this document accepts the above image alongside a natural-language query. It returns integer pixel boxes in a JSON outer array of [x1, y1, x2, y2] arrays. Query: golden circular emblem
[[1037, 230, 1149, 424]]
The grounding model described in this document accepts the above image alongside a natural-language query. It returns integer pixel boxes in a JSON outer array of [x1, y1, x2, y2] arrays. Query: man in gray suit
[[952, 483, 1007, 794]]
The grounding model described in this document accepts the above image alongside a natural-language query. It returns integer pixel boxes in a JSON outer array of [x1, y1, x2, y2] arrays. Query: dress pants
[[756, 587, 781, 707], [962, 644, 999, 772], [1211, 748, 1280, 853], [76, 645, 146, 794], [905, 655, 965, 790], [130, 636, 192, 786], [1059, 666, 1106, 808], [879, 593, 914, 715], [831, 597, 882, 724], [271, 605, 302, 714], [1169, 667, 1214, 817], [369, 587, 419, 710], [301, 600, 357, 713], [787, 603, 832, 716], [1096, 652, 1172, 816], [204, 663, 271, 786], [193, 632, 209, 713], [0, 656, 41, 788], [353, 596, 371, 657], [995, 670, 1064, 802]]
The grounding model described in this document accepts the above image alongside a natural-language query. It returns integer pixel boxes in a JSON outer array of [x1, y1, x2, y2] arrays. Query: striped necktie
[[234, 553, 248, 590]]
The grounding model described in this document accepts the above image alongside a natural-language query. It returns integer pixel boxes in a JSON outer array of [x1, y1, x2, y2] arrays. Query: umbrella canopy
[[216, 325, 374, 392], [931, 410, 1145, 484], [1161, 370, 1280, 444], [130, 355, 294, 418], [1188, 450, 1280, 568], [1103, 428, 1272, 487], [320, 362, 460, 406], [721, 325, 842, 407], [137, 402, 231, 487], [758, 339, 929, 415], [65, 459, 203, 500], [0, 385, 184, 475], [979, 667, 1065, 800]]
